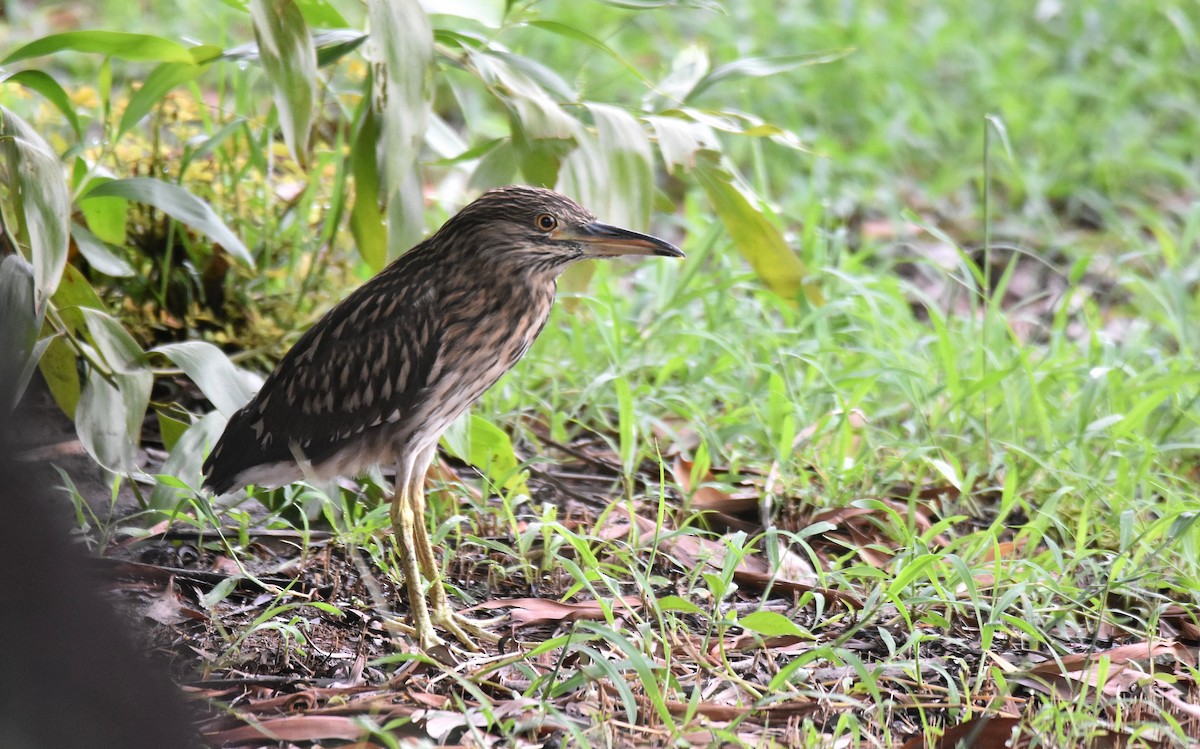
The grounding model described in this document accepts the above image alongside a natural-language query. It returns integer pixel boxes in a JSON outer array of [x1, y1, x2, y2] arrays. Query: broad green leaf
[[467, 140, 518, 191], [156, 408, 191, 452], [1, 108, 71, 312], [313, 29, 368, 67], [150, 412, 226, 508], [647, 115, 714, 174], [39, 264, 98, 416], [738, 610, 810, 638], [77, 369, 128, 471], [491, 49, 574, 101], [349, 103, 387, 272], [2, 31, 194, 65], [569, 103, 652, 229], [675, 107, 804, 150], [76, 369, 152, 472], [200, 575, 244, 610], [77, 177, 128, 245], [655, 595, 705, 615], [251, 0, 318, 166], [513, 125, 572, 188], [296, 0, 350, 27], [472, 49, 574, 141], [51, 263, 106, 333], [367, 0, 433, 254], [117, 61, 208, 138], [153, 341, 254, 417], [71, 222, 134, 277], [38, 336, 80, 416], [694, 161, 822, 304], [0, 255, 38, 409], [83, 177, 254, 266], [425, 112, 469, 160], [647, 44, 709, 109], [81, 307, 148, 374], [2, 70, 83, 136], [443, 414, 529, 496]]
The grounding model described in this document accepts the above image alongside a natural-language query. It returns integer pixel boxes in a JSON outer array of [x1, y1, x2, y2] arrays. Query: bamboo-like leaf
[[694, 160, 823, 304], [472, 49, 574, 140], [0, 108, 70, 313], [81, 307, 149, 375], [467, 140, 518, 191], [296, 0, 350, 27], [117, 61, 207, 138], [366, 0, 433, 254], [153, 341, 255, 417], [349, 102, 387, 272], [251, 0, 318, 166], [688, 51, 852, 101], [425, 111, 469, 160], [738, 610, 810, 638], [83, 177, 254, 266], [646, 44, 709, 108], [647, 114, 715, 173], [71, 223, 134, 278], [513, 128, 572, 189], [558, 105, 652, 298], [150, 412, 226, 508], [51, 263, 106, 335], [40, 264, 98, 416], [442, 414, 530, 497], [76, 369, 129, 471], [674, 106, 804, 150], [77, 178, 128, 245], [2, 31, 194, 65], [76, 368, 152, 472], [38, 336, 80, 417], [2, 70, 83, 136], [314, 30, 367, 67], [585, 103, 652, 228], [0, 255, 38, 409]]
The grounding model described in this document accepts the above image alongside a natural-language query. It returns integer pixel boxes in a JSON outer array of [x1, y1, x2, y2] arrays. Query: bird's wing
[[203, 279, 441, 492]]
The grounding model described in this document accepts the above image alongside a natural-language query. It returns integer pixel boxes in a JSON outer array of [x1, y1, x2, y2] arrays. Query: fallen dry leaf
[[900, 716, 1022, 749], [472, 595, 642, 627], [205, 715, 368, 743]]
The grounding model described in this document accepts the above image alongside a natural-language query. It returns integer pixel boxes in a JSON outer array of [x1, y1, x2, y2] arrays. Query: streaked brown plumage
[[202, 185, 683, 649]]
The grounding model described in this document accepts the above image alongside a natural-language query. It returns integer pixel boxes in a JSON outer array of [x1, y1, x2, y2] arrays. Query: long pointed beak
[[564, 221, 685, 258]]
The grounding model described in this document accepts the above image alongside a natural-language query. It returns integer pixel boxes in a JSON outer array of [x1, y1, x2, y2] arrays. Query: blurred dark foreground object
[[0, 408, 198, 748]]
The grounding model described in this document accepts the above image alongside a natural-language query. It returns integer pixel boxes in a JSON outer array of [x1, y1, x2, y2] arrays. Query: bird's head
[[436, 185, 684, 275]]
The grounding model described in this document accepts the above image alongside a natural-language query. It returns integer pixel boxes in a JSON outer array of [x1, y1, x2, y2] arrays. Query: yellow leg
[[405, 458, 500, 648], [389, 476, 442, 651], [389, 449, 499, 651]]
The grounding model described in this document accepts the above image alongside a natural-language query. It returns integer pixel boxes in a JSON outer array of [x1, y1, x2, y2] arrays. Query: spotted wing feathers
[[202, 277, 441, 494]]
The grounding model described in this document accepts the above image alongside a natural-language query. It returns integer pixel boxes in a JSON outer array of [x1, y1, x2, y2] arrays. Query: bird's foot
[[386, 609, 502, 654], [429, 605, 502, 650]]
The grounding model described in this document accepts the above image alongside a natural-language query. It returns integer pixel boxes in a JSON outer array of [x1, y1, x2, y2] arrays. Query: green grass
[[4, 0, 1199, 746]]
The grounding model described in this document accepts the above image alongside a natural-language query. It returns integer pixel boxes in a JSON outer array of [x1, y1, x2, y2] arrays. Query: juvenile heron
[[202, 186, 683, 649]]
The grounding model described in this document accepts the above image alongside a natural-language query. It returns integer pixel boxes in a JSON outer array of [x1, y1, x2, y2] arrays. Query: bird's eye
[[534, 213, 557, 232]]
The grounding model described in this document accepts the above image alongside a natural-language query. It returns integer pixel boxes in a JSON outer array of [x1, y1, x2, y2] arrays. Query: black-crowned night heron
[[202, 185, 683, 649]]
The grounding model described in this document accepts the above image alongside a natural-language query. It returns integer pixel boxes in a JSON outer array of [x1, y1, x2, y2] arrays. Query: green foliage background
[[2, 1, 1200, 743]]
